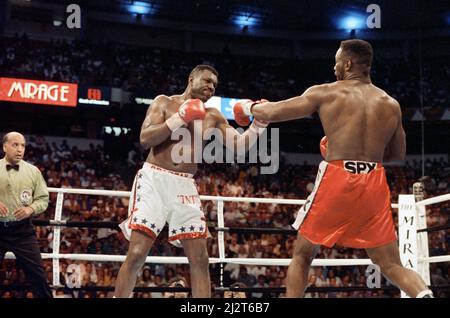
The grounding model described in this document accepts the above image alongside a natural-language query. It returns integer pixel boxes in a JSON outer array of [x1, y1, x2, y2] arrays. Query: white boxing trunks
[[119, 163, 208, 247]]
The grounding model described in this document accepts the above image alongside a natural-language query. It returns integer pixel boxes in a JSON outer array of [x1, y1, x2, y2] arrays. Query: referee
[[0, 132, 52, 298]]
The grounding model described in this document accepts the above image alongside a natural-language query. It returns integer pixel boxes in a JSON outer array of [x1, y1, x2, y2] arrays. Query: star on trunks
[[137, 197, 141, 202], [150, 223, 156, 229], [156, 228, 161, 233], [171, 229, 177, 235], [138, 173, 143, 179], [199, 225, 204, 232], [141, 219, 147, 224], [133, 217, 137, 223], [189, 225, 195, 232], [137, 185, 141, 190], [180, 226, 186, 233]]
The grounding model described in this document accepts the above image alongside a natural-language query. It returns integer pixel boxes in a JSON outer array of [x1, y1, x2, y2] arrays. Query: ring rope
[[1, 284, 449, 294], [12, 188, 443, 298], [47, 187, 400, 207], [30, 220, 450, 234]]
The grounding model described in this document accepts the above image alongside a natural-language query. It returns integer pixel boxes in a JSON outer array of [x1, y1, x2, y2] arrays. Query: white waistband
[[143, 162, 194, 178]]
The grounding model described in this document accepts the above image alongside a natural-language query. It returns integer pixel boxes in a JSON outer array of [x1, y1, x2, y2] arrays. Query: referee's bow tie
[[6, 164, 19, 171]]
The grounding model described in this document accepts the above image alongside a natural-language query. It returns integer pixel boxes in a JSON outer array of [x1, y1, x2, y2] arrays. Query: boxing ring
[[4, 187, 450, 297]]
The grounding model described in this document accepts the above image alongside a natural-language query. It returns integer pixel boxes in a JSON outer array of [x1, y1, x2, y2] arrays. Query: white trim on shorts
[[292, 161, 329, 230]]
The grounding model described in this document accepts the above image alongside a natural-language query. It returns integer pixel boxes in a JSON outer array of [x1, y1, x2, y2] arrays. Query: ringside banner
[[0, 77, 78, 107], [78, 85, 111, 106]]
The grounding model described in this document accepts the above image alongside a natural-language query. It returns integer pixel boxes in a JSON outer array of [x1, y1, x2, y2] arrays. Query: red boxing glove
[[179, 98, 206, 122], [233, 99, 255, 126], [166, 98, 206, 131], [320, 136, 328, 159], [233, 99, 269, 127]]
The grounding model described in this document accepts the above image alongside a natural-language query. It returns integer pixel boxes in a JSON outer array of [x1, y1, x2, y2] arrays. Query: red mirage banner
[[0, 77, 78, 107]]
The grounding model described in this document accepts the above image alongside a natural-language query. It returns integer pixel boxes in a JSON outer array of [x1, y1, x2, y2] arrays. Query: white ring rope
[[419, 255, 450, 264], [6, 252, 448, 266], [48, 187, 130, 197], [415, 193, 450, 207], [48, 187, 399, 208], [4, 252, 373, 266], [3, 188, 444, 287]]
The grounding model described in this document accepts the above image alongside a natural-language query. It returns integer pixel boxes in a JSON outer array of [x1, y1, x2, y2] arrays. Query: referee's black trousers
[[0, 218, 53, 298]]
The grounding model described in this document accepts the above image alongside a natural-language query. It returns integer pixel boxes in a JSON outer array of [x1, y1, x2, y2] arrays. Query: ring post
[[217, 200, 225, 288], [398, 194, 418, 298], [413, 182, 431, 286], [52, 191, 64, 288]]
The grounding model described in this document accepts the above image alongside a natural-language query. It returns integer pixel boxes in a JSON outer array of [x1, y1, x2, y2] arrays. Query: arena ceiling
[[18, 0, 450, 32]]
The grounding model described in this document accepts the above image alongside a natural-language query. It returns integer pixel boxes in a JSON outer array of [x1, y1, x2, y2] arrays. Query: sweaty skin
[[251, 48, 406, 163], [140, 70, 260, 174], [250, 44, 429, 298], [114, 68, 266, 298]]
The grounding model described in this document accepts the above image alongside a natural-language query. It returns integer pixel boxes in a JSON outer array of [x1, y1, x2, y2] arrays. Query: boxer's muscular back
[[319, 80, 404, 162]]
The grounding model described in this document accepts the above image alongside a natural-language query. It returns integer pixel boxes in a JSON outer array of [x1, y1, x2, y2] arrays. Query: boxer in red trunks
[[292, 149, 396, 249], [234, 39, 432, 298]]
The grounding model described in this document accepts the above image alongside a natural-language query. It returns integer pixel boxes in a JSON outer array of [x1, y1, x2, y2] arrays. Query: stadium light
[[126, 1, 153, 15], [233, 14, 256, 27], [337, 14, 366, 30]]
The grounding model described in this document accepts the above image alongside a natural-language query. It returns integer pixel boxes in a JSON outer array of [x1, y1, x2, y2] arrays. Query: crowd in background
[[0, 137, 448, 298], [1, 34, 449, 109]]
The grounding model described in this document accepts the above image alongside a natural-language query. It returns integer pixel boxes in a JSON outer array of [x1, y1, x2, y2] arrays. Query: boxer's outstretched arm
[[251, 85, 324, 122], [219, 122, 265, 152], [139, 95, 172, 149], [213, 109, 264, 152], [383, 101, 406, 162]]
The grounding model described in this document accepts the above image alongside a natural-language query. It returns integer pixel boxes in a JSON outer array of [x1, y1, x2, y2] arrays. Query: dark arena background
[[0, 0, 449, 300]]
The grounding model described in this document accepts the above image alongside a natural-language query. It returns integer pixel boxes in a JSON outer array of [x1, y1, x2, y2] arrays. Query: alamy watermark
[[170, 122, 279, 174], [62, 3, 381, 30], [366, 4, 381, 29], [66, 4, 81, 29], [365, 264, 381, 288]]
